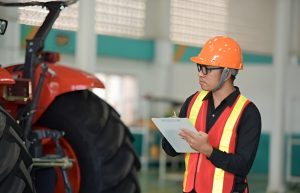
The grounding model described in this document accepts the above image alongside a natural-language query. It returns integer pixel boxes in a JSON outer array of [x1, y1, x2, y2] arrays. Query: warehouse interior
[[0, 0, 300, 193]]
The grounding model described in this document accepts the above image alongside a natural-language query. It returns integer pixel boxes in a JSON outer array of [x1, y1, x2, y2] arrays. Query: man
[[162, 35, 261, 193]]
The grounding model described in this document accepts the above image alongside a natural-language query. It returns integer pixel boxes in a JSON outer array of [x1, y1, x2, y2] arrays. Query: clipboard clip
[[172, 111, 177, 118]]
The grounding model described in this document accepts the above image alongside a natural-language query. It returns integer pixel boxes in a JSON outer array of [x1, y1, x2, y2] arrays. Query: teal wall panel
[[286, 135, 300, 177], [174, 45, 200, 62], [174, 44, 273, 65], [251, 133, 269, 174], [45, 29, 76, 54], [20, 24, 34, 44], [97, 35, 154, 61], [20, 25, 154, 61], [291, 143, 300, 176], [243, 53, 273, 64], [21, 25, 76, 54], [132, 134, 143, 157]]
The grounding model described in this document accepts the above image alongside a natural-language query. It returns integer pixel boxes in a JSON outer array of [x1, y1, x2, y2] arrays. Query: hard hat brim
[[190, 56, 206, 65], [190, 56, 243, 70]]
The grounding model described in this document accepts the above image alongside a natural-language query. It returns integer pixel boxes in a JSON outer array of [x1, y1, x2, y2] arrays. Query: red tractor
[[0, 1, 141, 193]]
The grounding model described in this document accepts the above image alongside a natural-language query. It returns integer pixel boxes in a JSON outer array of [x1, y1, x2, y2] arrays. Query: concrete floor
[[138, 168, 300, 193]]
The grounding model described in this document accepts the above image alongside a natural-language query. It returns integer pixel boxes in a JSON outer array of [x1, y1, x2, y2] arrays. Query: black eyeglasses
[[197, 64, 223, 75]]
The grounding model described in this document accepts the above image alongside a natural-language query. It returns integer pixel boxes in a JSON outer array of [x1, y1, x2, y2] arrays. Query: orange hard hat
[[190, 36, 243, 70]]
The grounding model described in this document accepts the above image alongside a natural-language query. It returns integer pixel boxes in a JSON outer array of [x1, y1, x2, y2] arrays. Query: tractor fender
[[33, 63, 105, 123], [0, 68, 15, 84]]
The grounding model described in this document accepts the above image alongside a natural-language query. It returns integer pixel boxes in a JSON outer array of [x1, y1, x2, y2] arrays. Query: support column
[[75, 0, 96, 71], [145, 0, 173, 117], [146, 0, 173, 182], [267, 0, 291, 192]]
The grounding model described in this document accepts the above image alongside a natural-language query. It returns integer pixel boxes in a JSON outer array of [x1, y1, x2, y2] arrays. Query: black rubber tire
[[37, 90, 141, 193], [0, 107, 34, 193]]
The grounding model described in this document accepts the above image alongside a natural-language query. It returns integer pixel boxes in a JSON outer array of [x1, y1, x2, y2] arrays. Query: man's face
[[197, 64, 223, 91]]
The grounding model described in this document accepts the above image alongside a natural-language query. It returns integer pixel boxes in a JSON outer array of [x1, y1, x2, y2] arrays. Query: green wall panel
[[173, 45, 200, 63], [44, 29, 76, 54], [291, 143, 300, 176], [243, 53, 272, 64], [174, 44, 273, 65], [132, 134, 143, 157], [21, 25, 76, 54], [97, 35, 154, 61], [251, 133, 269, 174], [20, 25, 154, 61], [286, 135, 300, 177]]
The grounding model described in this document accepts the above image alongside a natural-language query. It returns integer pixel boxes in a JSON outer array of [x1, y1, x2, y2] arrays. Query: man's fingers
[[180, 128, 195, 137]]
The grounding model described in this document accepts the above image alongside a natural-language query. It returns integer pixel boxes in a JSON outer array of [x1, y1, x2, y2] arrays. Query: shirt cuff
[[207, 147, 219, 161]]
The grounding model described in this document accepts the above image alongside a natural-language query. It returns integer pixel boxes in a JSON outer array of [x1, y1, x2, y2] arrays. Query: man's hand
[[179, 129, 213, 157]]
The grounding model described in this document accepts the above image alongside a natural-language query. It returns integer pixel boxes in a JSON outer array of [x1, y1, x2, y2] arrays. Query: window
[[19, 0, 146, 38], [170, 0, 228, 46], [170, 0, 274, 54], [95, 0, 146, 38], [92, 73, 139, 126], [19, 1, 79, 31]]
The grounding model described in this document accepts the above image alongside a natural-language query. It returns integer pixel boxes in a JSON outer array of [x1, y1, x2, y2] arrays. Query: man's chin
[[200, 83, 207, 90], [200, 85, 208, 91]]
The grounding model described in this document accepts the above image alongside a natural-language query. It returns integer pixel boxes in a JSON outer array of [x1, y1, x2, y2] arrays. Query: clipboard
[[151, 118, 198, 153]]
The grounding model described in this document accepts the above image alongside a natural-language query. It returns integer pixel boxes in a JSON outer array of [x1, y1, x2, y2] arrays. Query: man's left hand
[[179, 129, 213, 157]]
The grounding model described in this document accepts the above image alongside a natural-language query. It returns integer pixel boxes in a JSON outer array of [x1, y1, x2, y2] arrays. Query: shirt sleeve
[[161, 93, 195, 157], [208, 102, 262, 176]]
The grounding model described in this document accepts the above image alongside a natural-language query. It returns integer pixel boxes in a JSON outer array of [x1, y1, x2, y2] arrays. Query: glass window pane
[[93, 73, 139, 126], [19, 2, 79, 31], [19, 0, 146, 38], [170, 0, 273, 54], [95, 0, 146, 38]]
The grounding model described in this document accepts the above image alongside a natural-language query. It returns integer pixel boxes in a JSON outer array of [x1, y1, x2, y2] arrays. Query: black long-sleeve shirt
[[162, 87, 261, 192]]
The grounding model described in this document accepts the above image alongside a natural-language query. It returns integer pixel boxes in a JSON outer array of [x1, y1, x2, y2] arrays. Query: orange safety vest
[[183, 90, 249, 193]]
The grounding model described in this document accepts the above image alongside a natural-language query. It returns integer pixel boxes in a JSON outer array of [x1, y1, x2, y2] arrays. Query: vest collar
[[203, 86, 241, 107]]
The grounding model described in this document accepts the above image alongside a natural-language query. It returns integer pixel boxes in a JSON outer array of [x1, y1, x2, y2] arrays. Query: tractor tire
[[0, 107, 34, 193], [37, 90, 141, 193]]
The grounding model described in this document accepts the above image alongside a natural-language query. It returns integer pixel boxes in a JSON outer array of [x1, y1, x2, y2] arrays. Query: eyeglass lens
[[197, 64, 208, 75], [197, 64, 223, 75]]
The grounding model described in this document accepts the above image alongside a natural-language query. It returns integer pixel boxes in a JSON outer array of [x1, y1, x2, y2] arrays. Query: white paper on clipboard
[[151, 118, 198, 153]]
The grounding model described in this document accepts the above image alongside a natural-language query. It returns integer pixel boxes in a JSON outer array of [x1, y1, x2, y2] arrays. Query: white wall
[[237, 65, 275, 133]]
